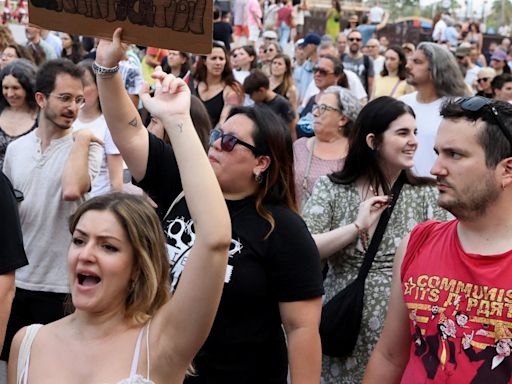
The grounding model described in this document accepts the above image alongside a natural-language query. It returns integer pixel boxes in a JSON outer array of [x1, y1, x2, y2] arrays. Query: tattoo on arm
[[128, 117, 137, 127], [174, 122, 183, 133]]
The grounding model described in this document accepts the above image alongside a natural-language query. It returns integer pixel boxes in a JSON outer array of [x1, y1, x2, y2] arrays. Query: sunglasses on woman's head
[[209, 128, 263, 156]]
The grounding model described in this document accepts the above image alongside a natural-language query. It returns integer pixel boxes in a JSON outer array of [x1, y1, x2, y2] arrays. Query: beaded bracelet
[[353, 222, 369, 252], [92, 61, 119, 78]]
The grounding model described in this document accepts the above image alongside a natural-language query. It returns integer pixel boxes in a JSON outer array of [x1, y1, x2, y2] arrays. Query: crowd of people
[[1, 1, 512, 383]]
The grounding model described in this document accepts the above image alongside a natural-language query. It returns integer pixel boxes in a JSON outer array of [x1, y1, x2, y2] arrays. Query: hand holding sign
[[96, 27, 128, 68]]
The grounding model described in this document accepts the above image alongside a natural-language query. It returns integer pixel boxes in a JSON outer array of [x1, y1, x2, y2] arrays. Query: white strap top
[[17, 322, 154, 384]]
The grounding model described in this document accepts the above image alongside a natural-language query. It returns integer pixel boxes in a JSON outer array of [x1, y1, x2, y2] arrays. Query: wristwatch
[[92, 61, 119, 76]]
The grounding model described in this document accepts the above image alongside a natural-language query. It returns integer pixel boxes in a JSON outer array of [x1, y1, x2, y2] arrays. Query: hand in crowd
[[96, 27, 127, 68], [140, 68, 191, 122], [72, 128, 104, 146], [353, 195, 390, 231]]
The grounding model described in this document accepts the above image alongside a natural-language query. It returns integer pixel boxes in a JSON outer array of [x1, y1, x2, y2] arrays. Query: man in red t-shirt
[[364, 97, 512, 383]]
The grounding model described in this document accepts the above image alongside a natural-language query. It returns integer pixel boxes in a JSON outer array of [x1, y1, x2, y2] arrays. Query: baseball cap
[[491, 50, 508, 62], [262, 30, 278, 40], [300, 33, 321, 47]]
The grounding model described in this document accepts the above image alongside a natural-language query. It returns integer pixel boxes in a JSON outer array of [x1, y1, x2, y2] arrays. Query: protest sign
[[28, 0, 213, 54]]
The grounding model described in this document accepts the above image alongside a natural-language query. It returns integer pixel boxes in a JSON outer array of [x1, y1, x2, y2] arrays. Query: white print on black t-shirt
[[165, 216, 242, 291]]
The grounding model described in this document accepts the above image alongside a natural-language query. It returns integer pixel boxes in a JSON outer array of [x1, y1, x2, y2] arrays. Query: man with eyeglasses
[[0, 59, 102, 368], [342, 30, 374, 95], [364, 97, 512, 383]]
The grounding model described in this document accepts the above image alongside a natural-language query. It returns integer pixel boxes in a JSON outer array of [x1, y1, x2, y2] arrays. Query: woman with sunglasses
[[296, 54, 349, 138], [302, 96, 449, 384], [7, 68, 232, 383], [260, 41, 281, 76], [0, 59, 37, 170], [475, 67, 496, 98], [94, 28, 324, 384], [294, 86, 361, 210], [269, 53, 298, 113], [372, 46, 413, 99], [194, 41, 244, 127]]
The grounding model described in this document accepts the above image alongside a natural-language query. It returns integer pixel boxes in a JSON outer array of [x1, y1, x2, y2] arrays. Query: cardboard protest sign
[[28, 0, 213, 54]]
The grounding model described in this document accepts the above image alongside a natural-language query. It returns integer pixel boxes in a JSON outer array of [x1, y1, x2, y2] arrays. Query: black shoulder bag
[[320, 173, 405, 357]]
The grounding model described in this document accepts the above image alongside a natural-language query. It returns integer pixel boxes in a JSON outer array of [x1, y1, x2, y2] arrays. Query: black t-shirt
[[213, 21, 233, 51], [0, 171, 28, 275], [264, 94, 296, 125], [136, 133, 324, 383]]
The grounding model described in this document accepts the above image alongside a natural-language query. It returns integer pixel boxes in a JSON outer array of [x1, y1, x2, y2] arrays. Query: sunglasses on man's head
[[455, 96, 512, 147], [209, 128, 264, 156]]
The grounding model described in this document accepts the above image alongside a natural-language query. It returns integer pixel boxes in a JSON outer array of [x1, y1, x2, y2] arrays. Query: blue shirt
[[356, 24, 377, 45]]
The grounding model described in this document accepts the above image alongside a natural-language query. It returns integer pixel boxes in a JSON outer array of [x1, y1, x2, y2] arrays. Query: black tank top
[[197, 86, 224, 127]]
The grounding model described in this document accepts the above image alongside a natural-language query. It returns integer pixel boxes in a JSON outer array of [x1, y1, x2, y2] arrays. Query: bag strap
[[163, 190, 185, 221], [389, 78, 402, 97], [302, 137, 316, 192], [356, 172, 405, 281]]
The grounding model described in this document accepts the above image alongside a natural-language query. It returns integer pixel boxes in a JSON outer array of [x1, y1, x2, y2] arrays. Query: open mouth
[[77, 273, 101, 286]]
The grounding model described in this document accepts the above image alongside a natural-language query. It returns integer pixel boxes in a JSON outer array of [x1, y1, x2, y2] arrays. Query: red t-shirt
[[401, 220, 512, 384]]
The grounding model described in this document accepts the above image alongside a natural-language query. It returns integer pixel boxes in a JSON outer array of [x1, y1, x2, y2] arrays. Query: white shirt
[[399, 92, 444, 177]]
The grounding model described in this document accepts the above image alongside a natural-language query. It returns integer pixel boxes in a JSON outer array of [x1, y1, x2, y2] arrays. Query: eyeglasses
[[349, 37, 362, 42], [48, 93, 85, 107], [477, 77, 490, 83], [209, 128, 264, 155], [312, 103, 340, 115], [456, 96, 512, 147], [366, 45, 378, 49], [313, 65, 334, 76]]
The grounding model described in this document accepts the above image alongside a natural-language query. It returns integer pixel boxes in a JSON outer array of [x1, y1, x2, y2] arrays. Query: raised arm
[[363, 234, 411, 383], [95, 29, 149, 181], [142, 71, 231, 367]]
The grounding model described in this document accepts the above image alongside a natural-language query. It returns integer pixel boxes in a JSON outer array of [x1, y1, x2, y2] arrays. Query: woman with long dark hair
[[0, 59, 37, 169], [60, 33, 84, 64], [372, 46, 413, 99], [303, 96, 449, 383], [269, 53, 298, 112], [194, 41, 244, 126], [161, 50, 192, 85], [93, 28, 324, 383]]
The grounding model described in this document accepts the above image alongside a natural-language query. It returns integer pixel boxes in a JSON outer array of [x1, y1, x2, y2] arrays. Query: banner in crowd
[[28, 0, 213, 54]]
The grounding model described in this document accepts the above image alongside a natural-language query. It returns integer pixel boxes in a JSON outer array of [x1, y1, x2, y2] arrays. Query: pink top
[[293, 137, 345, 209]]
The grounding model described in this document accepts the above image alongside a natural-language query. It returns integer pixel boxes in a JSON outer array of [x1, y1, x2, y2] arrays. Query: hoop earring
[[254, 173, 263, 184]]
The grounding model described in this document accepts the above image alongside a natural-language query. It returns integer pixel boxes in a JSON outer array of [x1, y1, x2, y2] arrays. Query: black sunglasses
[[349, 37, 362, 42], [209, 128, 264, 156], [456, 96, 512, 147], [477, 77, 490, 83], [312, 65, 334, 76]]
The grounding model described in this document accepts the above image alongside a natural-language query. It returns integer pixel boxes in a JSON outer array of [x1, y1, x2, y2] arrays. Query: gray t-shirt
[[3, 130, 102, 293], [342, 54, 374, 93]]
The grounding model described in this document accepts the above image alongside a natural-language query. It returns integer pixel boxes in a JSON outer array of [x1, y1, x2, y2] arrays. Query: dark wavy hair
[[194, 41, 243, 98], [162, 51, 192, 79], [381, 46, 408, 80], [61, 33, 84, 64], [0, 59, 37, 113], [227, 104, 296, 236], [329, 96, 435, 194]]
